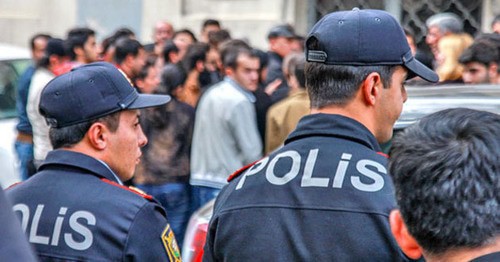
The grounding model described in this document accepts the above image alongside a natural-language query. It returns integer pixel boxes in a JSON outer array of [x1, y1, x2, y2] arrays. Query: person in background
[[134, 63, 194, 247], [265, 53, 309, 154], [200, 19, 221, 43], [113, 37, 146, 83], [99, 28, 136, 62], [134, 57, 161, 94], [27, 38, 68, 167], [163, 40, 181, 65], [265, 24, 297, 103], [190, 43, 262, 209], [459, 35, 500, 84], [389, 108, 499, 262], [15, 33, 50, 180], [179, 42, 211, 107], [173, 29, 197, 61], [203, 8, 438, 261], [144, 20, 175, 57], [425, 12, 472, 68], [435, 34, 473, 83], [65, 27, 99, 67]]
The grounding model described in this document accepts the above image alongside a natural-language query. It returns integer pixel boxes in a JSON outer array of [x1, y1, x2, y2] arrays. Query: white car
[[0, 43, 31, 188]]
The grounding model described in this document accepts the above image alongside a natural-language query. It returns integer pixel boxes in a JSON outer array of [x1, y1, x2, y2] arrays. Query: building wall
[[0, 0, 497, 50]]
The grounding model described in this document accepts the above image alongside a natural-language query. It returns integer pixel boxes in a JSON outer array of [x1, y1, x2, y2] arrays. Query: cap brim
[[404, 57, 439, 83], [128, 94, 171, 109]]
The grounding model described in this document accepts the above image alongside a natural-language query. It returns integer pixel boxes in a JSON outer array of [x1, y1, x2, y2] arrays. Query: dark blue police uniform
[[7, 149, 180, 261], [204, 114, 411, 261]]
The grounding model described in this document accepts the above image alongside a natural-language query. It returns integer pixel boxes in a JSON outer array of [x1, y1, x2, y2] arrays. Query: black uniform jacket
[[7, 149, 180, 261], [204, 113, 411, 261]]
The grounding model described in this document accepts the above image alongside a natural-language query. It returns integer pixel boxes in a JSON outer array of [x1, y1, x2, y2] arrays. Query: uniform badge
[[162, 224, 181, 261]]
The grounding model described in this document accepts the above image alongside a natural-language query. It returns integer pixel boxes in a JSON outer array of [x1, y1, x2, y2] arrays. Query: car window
[[0, 59, 30, 120]]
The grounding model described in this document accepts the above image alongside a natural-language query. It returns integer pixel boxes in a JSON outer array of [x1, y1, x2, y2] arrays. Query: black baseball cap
[[305, 8, 438, 83], [268, 24, 297, 39], [39, 62, 171, 128]]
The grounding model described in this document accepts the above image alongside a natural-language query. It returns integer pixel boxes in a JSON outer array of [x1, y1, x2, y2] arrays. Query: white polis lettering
[[13, 203, 30, 232], [301, 149, 328, 187], [236, 157, 269, 190], [352, 159, 386, 192], [11, 204, 96, 250], [65, 211, 96, 250], [30, 205, 50, 244], [332, 153, 352, 188], [266, 150, 301, 185]]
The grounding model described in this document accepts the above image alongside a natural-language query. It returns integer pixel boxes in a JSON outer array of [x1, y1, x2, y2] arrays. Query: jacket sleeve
[[229, 100, 263, 164], [124, 202, 181, 261]]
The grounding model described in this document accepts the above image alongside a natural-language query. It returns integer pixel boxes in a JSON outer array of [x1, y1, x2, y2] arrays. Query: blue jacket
[[204, 113, 411, 261], [7, 150, 181, 261], [16, 65, 36, 134]]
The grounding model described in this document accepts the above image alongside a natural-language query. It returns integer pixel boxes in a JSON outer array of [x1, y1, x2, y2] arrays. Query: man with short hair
[[66, 27, 99, 66], [200, 19, 221, 43], [7, 62, 181, 261], [203, 9, 438, 261], [114, 37, 146, 82], [15, 33, 50, 180], [389, 108, 500, 262], [459, 39, 500, 84], [190, 43, 263, 208]]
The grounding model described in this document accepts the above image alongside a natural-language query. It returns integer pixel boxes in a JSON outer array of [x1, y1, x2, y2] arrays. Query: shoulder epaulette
[[227, 160, 259, 182], [377, 152, 389, 158], [6, 181, 23, 190], [100, 178, 153, 200]]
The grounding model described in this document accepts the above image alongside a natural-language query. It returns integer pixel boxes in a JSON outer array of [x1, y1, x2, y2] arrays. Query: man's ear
[[389, 210, 423, 260], [86, 122, 108, 150], [361, 72, 382, 106], [74, 46, 84, 58]]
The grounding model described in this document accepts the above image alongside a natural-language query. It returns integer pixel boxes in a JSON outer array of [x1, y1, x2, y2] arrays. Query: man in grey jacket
[[190, 41, 262, 209]]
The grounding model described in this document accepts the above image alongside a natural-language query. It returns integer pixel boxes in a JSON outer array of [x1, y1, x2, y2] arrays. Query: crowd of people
[[1, 9, 499, 261]]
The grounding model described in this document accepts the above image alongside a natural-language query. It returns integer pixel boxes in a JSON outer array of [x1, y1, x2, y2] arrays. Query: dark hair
[[163, 40, 179, 63], [160, 63, 187, 96], [37, 38, 65, 69], [389, 108, 500, 256], [208, 29, 231, 48], [219, 39, 252, 69], [203, 19, 221, 29], [135, 56, 157, 83], [173, 29, 198, 43], [30, 33, 51, 50], [180, 42, 209, 72], [114, 37, 143, 64], [459, 40, 499, 67], [294, 57, 306, 88], [49, 111, 121, 149], [65, 27, 95, 60], [304, 36, 394, 108]]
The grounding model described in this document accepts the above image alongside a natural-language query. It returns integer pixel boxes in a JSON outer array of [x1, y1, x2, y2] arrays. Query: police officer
[[6, 62, 181, 261], [203, 9, 438, 261]]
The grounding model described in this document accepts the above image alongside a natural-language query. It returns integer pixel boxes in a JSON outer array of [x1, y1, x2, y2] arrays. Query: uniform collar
[[285, 113, 382, 152], [39, 149, 123, 184]]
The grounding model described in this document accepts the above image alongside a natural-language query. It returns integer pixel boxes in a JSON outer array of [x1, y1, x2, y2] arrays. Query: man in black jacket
[[203, 8, 438, 261]]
